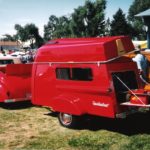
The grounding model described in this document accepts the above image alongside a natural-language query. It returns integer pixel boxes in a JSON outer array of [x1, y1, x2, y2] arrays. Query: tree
[[15, 23, 44, 48], [70, 6, 87, 37], [71, 0, 106, 37], [15, 24, 28, 42], [110, 8, 134, 36], [105, 18, 111, 36], [128, 0, 150, 21], [44, 15, 72, 41], [55, 16, 71, 38], [1, 34, 16, 41], [44, 15, 59, 41], [44, 0, 106, 40], [24, 24, 44, 48], [128, 0, 150, 39]]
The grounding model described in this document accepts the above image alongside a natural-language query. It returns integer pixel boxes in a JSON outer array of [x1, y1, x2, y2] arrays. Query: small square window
[[56, 68, 71, 80], [72, 68, 93, 81]]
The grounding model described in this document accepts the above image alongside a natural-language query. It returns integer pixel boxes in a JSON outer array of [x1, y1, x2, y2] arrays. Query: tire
[[58, 112, 80, 128]]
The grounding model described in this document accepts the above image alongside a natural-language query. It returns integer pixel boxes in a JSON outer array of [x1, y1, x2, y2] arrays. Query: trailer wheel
[[58, 112, 79, 128]]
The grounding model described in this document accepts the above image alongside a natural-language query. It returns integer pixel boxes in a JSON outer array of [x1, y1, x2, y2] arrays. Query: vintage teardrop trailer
[[31, 36, 150, 128]]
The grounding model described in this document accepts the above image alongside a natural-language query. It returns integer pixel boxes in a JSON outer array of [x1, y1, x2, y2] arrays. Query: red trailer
[[31, 36, 150, 128]]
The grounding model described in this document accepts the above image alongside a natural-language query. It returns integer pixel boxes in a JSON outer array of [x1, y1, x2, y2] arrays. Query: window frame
[[56, 67, 93, 81]]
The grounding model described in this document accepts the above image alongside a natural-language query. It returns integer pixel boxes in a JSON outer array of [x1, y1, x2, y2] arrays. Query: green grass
[[0, 102, 150, 150], [68, 132, 150, 150], [68, 131, 128, 150]]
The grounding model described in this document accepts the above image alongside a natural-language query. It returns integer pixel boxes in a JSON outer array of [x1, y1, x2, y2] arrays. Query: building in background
[[0, 41, 22, 50]]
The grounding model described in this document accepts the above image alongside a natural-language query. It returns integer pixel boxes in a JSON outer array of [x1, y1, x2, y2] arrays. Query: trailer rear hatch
[[112, 71, 138, 102], [112, 71, 150, 107]]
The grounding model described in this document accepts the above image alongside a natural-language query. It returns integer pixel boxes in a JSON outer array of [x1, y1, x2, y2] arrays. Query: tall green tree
[[15, 24, 28, 42], [44, 15, 71, 40], [44, 15, 59, 41], [128, 0, 150, 39], [55, 16, 71, 38], [105, 18, 111, 36], [44, 0, 106, 40], [110, 8, 133, 36], [15, 23, 44, 48], [128, 0, 150, 21], [70, 6, 86, 37], [71, 0, 106, 37]]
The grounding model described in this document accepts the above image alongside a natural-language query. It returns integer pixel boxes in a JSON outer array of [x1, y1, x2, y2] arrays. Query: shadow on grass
[[83, 112, 150, 136], [47, 111, 150, 136], [0, 101, 33, 110], [44, 111, 58, 117]]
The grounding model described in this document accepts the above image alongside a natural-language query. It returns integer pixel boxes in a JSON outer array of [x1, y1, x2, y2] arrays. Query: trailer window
[[72, 68, 93, 81], [56, 68, 71, 80], [56, 68, 93, 81]]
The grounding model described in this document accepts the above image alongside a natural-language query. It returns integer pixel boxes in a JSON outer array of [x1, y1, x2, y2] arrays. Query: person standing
[[132, 46, 149, 82]]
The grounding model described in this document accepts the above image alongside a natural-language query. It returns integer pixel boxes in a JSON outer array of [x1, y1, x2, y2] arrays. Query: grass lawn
[[0, 101, 150, 150]]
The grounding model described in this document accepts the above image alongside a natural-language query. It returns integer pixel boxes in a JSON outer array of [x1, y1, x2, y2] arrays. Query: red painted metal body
[[32, 36, 150, 119], [0, 64, 32, 103]]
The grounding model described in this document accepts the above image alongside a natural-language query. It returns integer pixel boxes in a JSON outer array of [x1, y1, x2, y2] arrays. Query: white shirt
[[132, 53, 148, 77]]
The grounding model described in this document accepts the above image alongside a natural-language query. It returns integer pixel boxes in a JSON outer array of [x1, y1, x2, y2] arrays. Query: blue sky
[[0, 0, 134, 37]]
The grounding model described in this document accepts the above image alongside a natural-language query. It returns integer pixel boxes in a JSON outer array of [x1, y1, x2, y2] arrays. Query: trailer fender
[[0, 72, 8, 102], [51, 95, 85, 115], [0, 84, 8, 102]]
